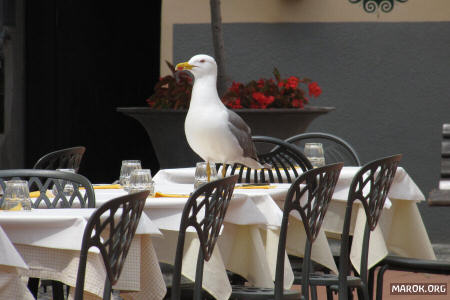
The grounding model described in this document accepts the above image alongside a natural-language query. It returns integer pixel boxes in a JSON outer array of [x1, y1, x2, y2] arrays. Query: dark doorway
[[25, 1, 161, 182]]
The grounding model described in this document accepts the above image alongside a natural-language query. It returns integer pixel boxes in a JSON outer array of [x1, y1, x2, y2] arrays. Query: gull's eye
[[200, 59, 205, 63]]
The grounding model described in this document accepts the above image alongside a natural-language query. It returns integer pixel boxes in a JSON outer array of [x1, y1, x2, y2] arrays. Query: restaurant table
[[153, 166, 436, 277], [95, 184, 306, 300], [0, 225, 34, 299], [0, 208, 166, 300]]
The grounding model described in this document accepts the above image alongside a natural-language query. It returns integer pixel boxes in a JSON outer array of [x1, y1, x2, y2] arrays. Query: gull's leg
[[207, 161, 211, 182], [222, 163, 226, 178]]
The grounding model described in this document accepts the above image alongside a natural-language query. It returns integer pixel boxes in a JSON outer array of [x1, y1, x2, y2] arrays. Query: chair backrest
[[428, 123, 450, 206], [171, 175, 239, 300], [223, 136, 313, 183], [285, 132, 361, 166], [74, 190, 149, 300], [338, 154, 402, 298], [33, 146, 86, 172], [275, 163, 343, 300], [0, 169, 95, 208]]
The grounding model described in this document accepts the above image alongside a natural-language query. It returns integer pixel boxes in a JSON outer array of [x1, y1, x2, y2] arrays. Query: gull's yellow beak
[[176, 61, 195, 71]]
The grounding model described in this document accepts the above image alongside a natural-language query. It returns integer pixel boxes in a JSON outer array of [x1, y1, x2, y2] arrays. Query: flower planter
[[117, 106, 335, 169]]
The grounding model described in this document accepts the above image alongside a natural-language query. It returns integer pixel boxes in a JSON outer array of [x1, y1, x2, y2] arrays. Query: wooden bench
[[428, 124, 450, 206]]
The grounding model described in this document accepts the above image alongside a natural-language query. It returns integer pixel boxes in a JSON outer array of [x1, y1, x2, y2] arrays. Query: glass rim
[[5, 179, 28, 184], [56, 168, 76, 172], [122, 160, 141, 164], [304, 142, 323, 147]]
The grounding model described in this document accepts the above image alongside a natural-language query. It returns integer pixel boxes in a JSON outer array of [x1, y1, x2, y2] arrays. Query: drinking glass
[[51, 168, 76, 197], [304, 143, 325, 168], [2, 180, 32, 210], [128, 169, 154, 196], [119, 160, 142, 192], [194, 162, 218, 189]]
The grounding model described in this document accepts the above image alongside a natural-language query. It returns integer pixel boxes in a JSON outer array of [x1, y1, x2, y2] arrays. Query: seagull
[[176, 54, 268, 180]]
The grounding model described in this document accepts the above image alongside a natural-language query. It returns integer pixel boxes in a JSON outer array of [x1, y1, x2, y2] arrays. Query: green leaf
[[273, 68, 281, 82]]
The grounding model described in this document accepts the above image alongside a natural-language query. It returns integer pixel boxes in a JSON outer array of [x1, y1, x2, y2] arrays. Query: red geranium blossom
[[308, 82, 322, 98]]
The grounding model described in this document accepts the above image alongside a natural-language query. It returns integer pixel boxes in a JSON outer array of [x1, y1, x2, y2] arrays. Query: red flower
[[257, 79, 265, 88], [252, 92, 264, 101], [230, 81, 242, 94], [231, 98, 243, 109], [252, 92, 274, 108], [291, 99, 304, 108], [286, 76, 299, 89], [308, 82, 322, 98]]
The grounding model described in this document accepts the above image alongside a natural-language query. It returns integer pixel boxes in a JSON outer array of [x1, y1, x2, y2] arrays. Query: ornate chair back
[[171, 175, 238, 300]]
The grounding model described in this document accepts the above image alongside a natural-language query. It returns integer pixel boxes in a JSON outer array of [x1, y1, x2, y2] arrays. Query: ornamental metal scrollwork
[[349, 0, 408, 13]]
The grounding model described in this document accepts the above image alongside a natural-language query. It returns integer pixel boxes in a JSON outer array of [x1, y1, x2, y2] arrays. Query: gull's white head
[[176, 54, 217, 79]]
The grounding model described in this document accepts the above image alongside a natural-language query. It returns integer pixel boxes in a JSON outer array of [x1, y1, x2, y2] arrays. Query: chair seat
[[380, 256, 450, 273], [294, 273, 362, 287], [230, 285, 301, 300]]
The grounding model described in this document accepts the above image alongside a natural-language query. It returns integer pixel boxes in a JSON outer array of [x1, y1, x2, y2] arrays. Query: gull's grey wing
[[227, 109, 259, 160]]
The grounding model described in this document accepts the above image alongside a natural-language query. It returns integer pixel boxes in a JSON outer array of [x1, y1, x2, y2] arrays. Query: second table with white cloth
[[152, 166, 436, 279]]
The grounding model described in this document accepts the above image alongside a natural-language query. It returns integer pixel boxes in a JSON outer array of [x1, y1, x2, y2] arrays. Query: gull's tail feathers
[[240, 157, 272, 170]]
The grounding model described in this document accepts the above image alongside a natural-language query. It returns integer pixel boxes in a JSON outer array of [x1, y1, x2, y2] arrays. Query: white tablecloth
[[0, 208, 166, 300], [95, 184, 300, 300], [153, 166, 435, 275], [0, 226, 34, 300]]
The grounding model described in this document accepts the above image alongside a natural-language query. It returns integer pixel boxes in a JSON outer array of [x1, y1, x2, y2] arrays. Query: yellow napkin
[[154, 192, 189, 198], [235, 185, 276, 189], [0, 202, 22, 211], [93, 184, 121, 190], [29, 190, 54, 198]]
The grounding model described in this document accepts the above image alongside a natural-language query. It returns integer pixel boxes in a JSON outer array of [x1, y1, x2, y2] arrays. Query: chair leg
[[27, 277, 39, 299], [357, 283, 370, 300], [326, 286, 333, 300], [52, 281, 65, 300], [375, 265, 389, 300], [310, 285, 318, 300], [368, 267, 375, 300]]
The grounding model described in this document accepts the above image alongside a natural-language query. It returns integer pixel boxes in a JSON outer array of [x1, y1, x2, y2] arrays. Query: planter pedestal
[[117, 107, 335, 169]]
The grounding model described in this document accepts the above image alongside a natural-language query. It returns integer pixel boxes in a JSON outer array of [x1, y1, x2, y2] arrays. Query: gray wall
[[174, 22, 450, 243]]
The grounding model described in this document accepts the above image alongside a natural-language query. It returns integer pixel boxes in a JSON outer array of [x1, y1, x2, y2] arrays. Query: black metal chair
[[286, 133, 361, 280], [0, 169, 95, 299], [74, 190, 149, 300], [168, 175, 238, 300], [304, 154, 402, 300], [372, 256, 450, 300], [33, 146, 86, 172], [230, 162, 343, 300], [285, 132, 361, 166], [371, 126, 450, 300], [222, 136, 313, 184], [0, 169, 95, 209]]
